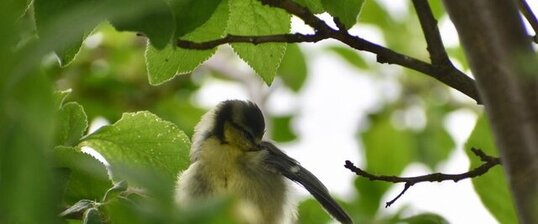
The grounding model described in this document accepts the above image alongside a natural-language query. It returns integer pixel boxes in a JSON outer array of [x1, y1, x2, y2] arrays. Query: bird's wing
[[260, 141, 352, 224]]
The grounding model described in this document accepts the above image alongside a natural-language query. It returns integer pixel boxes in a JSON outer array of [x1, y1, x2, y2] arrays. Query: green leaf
[[146, 0, 229, 85], [321, 0, 364, 29], [82, 111, 191, 186], [109, 0, 174, 49], [464, 114, 517, 224], [0, 72, 59, 224], [400, 213, 449, 224], [83, 208, 103, 224], [326, 45, 368, 69], [56, 102, 88, 146], [54, 89, 73, 108], [297, 198, 331, 224], [357, 112, 413, 216], [60, 199, 95, 217], [102, 180, 128, 202], [278, 44, 308, 91], [153, 96, 206, 137], [171, 0, 222, 38], [414, 106, 455, 169], [361, 113, 413, 174], [353, 177, 390, 218], [53, 146, 112, 204], [293, 0, 324, 14], [270, 115, 297, 143], [228, 0, 291, 84], [414, 125, 454, 170], [357, 0, 393, 28], [34, 0, 97, 65]]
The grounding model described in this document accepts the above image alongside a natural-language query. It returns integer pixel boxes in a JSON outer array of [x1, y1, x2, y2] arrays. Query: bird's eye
[[242, 129, 255, 142], [230, 121, 256, 143]]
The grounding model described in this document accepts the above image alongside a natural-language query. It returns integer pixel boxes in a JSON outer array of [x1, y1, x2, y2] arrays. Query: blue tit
[[175, 100, 352, 224]]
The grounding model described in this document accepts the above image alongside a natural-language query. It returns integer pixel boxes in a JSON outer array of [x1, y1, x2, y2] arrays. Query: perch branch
[[344, 148, 501, 207], [176, 0, 481, 104]]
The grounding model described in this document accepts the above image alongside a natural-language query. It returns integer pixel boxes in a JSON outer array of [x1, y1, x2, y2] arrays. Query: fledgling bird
[[175, 100, 352, 224]]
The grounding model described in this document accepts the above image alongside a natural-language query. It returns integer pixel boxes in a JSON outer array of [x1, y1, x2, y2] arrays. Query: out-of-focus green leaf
[[0, 72, 59, 224], [13, 0, 32, 18], [326, 45, 368, 69], [271, 115, 297, 143], [297, 198, 331, 224], [321, 0, 364, 29], [414, 125, 454, 170], [53, 146, 112, 204], [171, 0, 222, 38], [34, 0, 97, 65], [357, 0, 393, 28], [278, 44, 308, 92], [109, 0, 174, 49], [228, 0, 290, 84], [400, 212, 449, 224], [361, 113, 413, 174], [82, 111, 190, 186], [353, 177, 390, 219], [179, 197, 238, 224], [153, 95, 206, 137], [146, 0, 229, 85], [464, 115, 517, 224], [56, 102, 88, 146], [356, 112, 413, 217], [103, 194, 236, 224], [83, 207, 103, 224], [414, 105, 455, 169], [428, 1, 445, 19], [294, 0, 324, 14]]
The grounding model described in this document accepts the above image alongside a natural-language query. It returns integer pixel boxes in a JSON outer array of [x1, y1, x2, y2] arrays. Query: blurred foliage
[[465, 115, 517, 224], [0, 0, 514, 223]]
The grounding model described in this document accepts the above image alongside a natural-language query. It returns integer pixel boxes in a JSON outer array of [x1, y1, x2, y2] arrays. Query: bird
[[175, 100, 352, 224]]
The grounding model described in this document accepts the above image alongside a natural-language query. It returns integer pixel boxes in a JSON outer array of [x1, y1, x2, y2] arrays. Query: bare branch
[[344, 148, 501, 207], [177, 33, 326, 49], [412, 0, 452, 65], [517, 0, 538, 43]]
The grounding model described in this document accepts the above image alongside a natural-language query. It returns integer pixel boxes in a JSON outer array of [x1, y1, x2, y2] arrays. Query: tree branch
[[176, 0, 481, 104], [412, 0, 452, 65], [344, 148, 501, 207], [177, 33, 326, 49], [517, 0, 538, 43]]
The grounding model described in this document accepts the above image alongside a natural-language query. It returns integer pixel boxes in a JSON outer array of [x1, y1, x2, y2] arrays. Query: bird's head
[[194, 100, 266, 153]]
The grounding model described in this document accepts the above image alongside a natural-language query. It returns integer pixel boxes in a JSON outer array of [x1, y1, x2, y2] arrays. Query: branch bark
[[443, 1, 538, 223]]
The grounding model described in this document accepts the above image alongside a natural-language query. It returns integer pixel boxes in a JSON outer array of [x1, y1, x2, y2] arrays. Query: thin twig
[[517, 0, 538, 43], [344, 147, 501, 207], [412, 0, 452, 65]]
